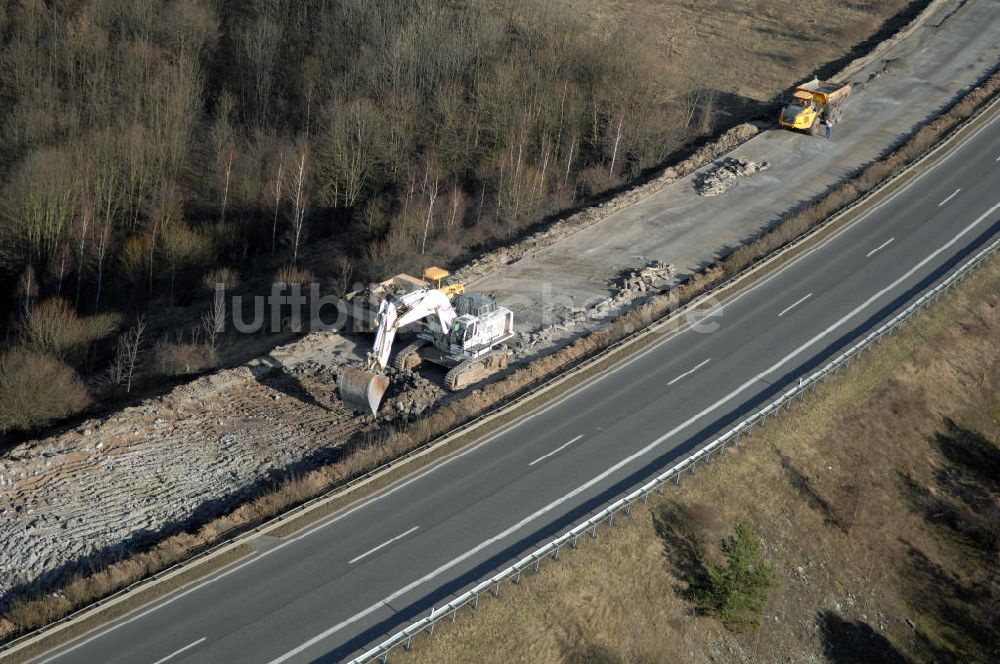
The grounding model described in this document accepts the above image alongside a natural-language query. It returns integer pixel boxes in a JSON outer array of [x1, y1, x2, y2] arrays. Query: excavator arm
[[342, 289, 457, 415]]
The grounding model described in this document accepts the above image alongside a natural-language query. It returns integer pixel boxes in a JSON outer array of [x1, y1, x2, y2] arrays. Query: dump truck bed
[[796, 78, 851, 106], [344, 272, 429, 333]]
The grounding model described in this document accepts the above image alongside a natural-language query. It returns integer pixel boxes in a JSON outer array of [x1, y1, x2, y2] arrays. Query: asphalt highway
[[32, 109, 1000, 664]]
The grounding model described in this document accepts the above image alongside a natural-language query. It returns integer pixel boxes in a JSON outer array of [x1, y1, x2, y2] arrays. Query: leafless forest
[[0, 0, 733, 436]]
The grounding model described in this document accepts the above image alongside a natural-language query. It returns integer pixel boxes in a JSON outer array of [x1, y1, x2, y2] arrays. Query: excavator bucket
[[339, 367, 390, 416]]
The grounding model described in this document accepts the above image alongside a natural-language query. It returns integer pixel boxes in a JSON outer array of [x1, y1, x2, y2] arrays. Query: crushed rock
[[695, 157, 770, 197]]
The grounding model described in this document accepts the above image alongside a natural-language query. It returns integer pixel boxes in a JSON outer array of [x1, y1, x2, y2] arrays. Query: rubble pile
[[695, 157, 770, 197]]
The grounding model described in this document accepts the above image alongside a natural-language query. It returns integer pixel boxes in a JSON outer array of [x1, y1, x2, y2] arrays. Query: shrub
[[693, 522, 775, 630], [274, 265, 315, 285], [0, 349, 89, 433], [21, 298, 120, 360], [202, 266, 240, 291], [153, 341, 217, 376]]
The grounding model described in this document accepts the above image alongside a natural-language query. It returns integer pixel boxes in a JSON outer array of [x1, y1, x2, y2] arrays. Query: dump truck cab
[[780, 90, 820, 131]]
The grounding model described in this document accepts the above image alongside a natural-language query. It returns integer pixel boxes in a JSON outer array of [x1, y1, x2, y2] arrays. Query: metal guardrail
[[350, 234, 1000, 663]]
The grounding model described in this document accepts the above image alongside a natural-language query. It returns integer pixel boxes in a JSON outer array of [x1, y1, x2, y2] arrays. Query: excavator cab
[[423, 266, 465, 297]]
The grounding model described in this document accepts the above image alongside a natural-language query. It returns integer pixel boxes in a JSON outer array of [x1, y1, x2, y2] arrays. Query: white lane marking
[[866, 237, 895, 258], [38, 110, 1000, 663], [151, 637, 207, 664], [666, 358, 712, 386], [938, 188, 961, 206], [267, 202, 1000, 664], [529, 435, 584, 466], [778, 293, 813, 317], [348, 527, 420, 565]]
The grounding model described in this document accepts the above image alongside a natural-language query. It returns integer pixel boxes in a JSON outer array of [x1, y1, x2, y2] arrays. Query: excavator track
[[391, 340, 427, 371], [444, 350, 509, 391]]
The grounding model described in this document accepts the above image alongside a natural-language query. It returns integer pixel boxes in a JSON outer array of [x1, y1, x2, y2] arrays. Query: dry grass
[[4, 9, 997, 646], [273, 266, 315, 285], [581, 0, 910, 105], [201, 266, 240, 291], [402, 244, 1000, 664], [153, 340, 217, 376]]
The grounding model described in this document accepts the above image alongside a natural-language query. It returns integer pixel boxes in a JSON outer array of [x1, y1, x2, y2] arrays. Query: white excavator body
[[340, 289, 514, 415]]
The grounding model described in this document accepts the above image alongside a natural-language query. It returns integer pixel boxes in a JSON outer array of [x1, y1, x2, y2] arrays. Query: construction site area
[[1, 0, 998, 623]]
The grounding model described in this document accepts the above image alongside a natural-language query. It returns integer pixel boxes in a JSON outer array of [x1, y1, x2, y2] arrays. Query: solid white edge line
[[777, 292, 813, 317], [666, 358, 712, 386], [150, 637, 207, 664], [866, 237, 895, 257], [938, 188, 961, 206], [348, 527, 420, 565], [266, 200, 1000, 664], [35, 93, 1000, 664], [528, 435, 584, 466]]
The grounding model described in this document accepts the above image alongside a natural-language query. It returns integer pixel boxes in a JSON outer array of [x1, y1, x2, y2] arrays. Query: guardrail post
[[492, 581, 501, 597], [590, 523, 599, 538], [380, 650, 390, 663], [553, 545, 561, 561], [513, 569, 522, 586], [533, 557, 541, 573], [451, 607, 458, 623], [404, 635, 412, 651], [571, 534, 580, 549], [427, 619, 435, 636], [472, 592, 480, 610], [643, 490, 651, 505]]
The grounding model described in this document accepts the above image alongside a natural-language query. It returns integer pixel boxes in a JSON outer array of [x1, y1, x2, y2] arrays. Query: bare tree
[[271, 152, 284, 256], [201, 288, 225, 349], [420, 168, 440, 255], [290, 146, 309, 267], [608, 114, 625, 176], [220, 145, 234, 223], [92, 213, 113, 311], [16, 265, 38, 319], [109, 315, 146, 393], [73, 196, 92, 309]]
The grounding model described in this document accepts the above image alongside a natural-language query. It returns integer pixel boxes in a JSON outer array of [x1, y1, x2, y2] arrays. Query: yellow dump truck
[[344, 266, 464, 333], [779, 78, 851, 135], [421, 266, 465, 298]]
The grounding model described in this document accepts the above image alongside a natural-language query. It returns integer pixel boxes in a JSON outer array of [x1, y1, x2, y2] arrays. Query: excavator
[[339, 288, 514, 415]]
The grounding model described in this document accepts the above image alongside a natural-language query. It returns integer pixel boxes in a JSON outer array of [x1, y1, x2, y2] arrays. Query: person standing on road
[[825, 118, 833, 140]]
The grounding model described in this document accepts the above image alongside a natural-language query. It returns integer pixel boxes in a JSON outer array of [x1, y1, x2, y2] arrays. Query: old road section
[[32, 112, 1000, 663]]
